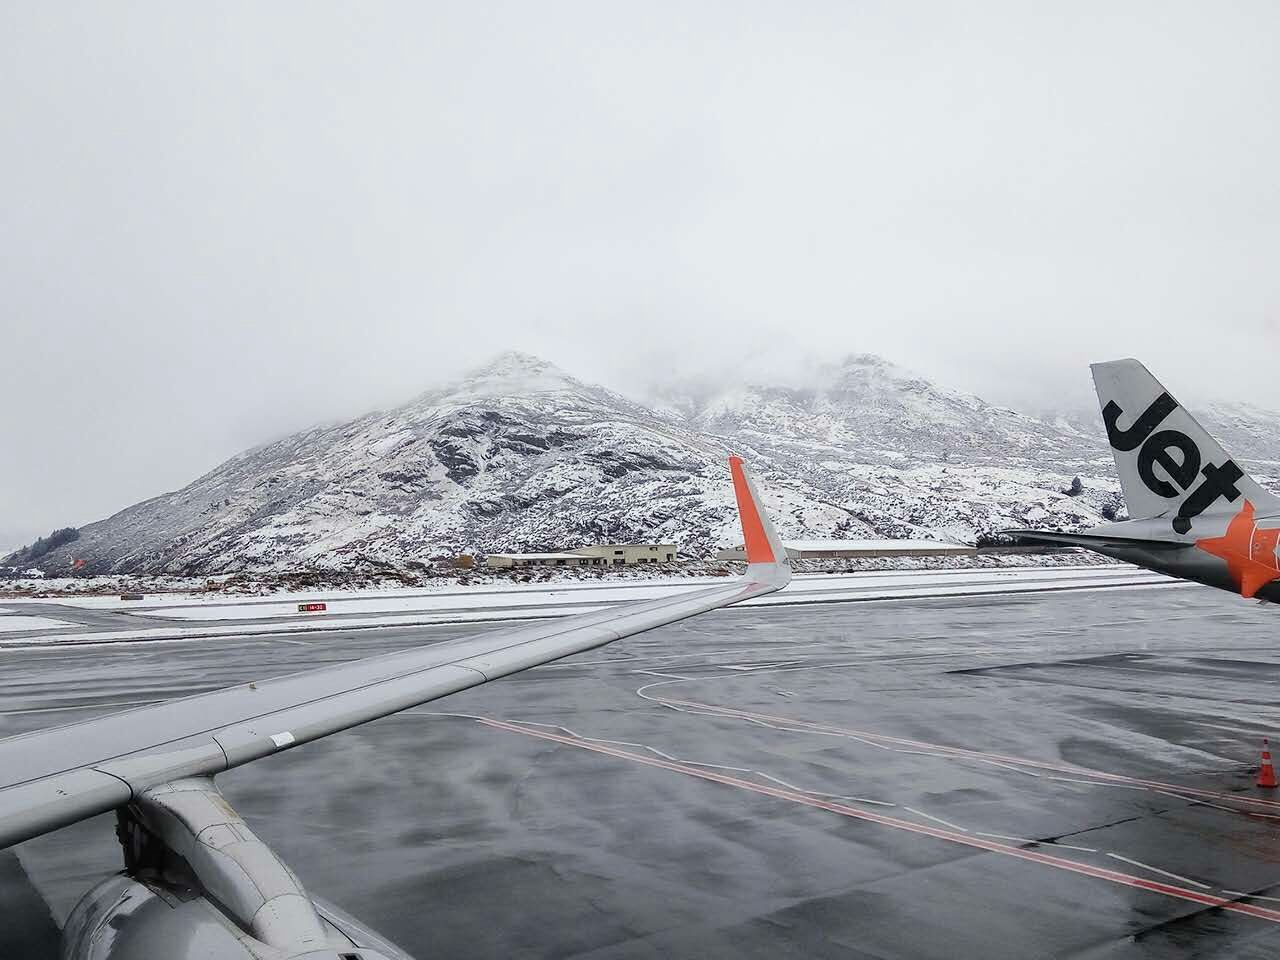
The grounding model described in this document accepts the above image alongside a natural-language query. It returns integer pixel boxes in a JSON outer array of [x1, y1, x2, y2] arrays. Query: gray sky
[[4, 2, 1280, 547]]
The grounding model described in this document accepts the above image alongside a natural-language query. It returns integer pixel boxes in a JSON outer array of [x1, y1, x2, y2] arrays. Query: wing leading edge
[[0, 457, 790, 850]]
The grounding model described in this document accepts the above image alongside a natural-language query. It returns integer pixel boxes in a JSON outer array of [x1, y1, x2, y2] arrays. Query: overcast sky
[[4, 2, 1280, 546]]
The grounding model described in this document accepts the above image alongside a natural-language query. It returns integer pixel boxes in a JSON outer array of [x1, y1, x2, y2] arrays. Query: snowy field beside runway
[[0, 616, 74, 634], [31, 563, 1141, 613], [130, 566, 1179, 621], [0, 566, 1183, 649]]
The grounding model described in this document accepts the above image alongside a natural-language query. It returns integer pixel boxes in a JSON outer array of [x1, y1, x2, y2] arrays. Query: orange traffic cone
[[1259, 739, 1278, 788]]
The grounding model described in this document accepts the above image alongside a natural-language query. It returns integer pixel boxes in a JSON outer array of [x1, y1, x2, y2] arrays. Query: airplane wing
[[0, 456, 790, 850]]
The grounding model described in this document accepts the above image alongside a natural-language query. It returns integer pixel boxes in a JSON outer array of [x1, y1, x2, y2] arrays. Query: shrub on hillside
[[6, 527, 80, 565]]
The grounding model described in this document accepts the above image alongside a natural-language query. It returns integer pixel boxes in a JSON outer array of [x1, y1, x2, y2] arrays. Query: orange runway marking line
[[477, 717, 1280, 924], [655, 696, 1280, 812]]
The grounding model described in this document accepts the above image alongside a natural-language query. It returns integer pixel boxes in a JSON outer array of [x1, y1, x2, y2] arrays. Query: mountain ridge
[[12, 351, 1280, 575]]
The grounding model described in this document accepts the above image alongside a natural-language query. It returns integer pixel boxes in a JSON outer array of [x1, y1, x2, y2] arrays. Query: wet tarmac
[[6, 583, 1280, 958]]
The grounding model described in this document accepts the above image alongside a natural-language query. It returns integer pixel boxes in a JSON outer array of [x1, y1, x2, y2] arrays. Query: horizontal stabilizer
[[1002, 529, 1185, 551]]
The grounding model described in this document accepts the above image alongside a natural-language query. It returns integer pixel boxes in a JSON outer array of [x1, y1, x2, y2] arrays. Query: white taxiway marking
[[1223, 891, 1280, 904], [903, 806, 969, 832], [972, 833, 1099, 853], [974, 758, 1043, 777], [0, 615, 74, 633], [1043, 841, 1100, 854], [1104, 853, 1212, 890], [633, 670, 695, 681], [1044, 775, 1147, 791], [752, 772, 895, 807]]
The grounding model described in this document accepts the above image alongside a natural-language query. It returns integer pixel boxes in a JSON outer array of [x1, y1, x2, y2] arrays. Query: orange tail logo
[[1195, 500, 1280, 598]]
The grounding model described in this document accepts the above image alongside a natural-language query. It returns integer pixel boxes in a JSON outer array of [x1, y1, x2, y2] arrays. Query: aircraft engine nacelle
[[60, 776, 414, 960], [62, 873, 409, 960]]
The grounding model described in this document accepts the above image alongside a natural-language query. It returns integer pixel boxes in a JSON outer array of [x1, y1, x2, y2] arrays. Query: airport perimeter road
[[7, 582, 1280, 958]]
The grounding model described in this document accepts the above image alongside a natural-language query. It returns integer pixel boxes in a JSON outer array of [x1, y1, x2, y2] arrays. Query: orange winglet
[[1195, 500, 1280, 598], [729, 455, 775, 564]]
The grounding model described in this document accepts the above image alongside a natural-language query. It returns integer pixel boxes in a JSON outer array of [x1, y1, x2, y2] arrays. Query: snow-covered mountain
[[647, 354, 1128, 547], [15, 351, 1280, 575], [655, 354, 1103, 468]]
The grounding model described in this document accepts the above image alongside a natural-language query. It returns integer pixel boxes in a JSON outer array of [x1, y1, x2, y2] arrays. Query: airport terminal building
[[485, 543, 678, 569]]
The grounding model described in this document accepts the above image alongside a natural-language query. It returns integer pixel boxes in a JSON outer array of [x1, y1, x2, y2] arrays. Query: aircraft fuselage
[[1075, 501, 1280, 602]]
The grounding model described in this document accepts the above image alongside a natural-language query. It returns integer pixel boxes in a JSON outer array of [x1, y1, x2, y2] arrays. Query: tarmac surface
[[6, 580, 1280, 958]]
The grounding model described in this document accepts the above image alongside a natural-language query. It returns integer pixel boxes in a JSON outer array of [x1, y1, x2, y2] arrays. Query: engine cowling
[[62, 874, 410, 960], [61, 777, 414, 960]]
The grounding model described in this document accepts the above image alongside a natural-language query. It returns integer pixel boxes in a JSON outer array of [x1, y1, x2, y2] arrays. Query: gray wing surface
[[0, 457, 790, 850]]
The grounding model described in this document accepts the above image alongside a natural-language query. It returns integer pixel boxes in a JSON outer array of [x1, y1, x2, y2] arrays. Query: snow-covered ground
[[40, 564, 1137, 614], [28, 574, 701, 612], [0, 566, 1182, 650], [0, 552, 1120, 606], [0, 615, 74, 633]]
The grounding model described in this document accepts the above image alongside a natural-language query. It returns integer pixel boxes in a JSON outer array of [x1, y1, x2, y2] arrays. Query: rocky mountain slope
[[14, 352, 1280, 575]]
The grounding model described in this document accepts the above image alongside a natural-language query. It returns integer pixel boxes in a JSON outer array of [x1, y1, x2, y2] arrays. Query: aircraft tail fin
[[1091, 359, 1278, 532]]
